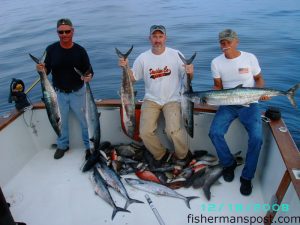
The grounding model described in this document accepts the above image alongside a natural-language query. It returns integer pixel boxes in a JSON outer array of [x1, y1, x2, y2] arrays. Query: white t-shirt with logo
[[132, 47, 185, 105], [211, 51, 261, 89]]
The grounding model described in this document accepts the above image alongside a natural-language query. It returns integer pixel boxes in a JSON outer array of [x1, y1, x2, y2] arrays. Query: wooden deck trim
[[264, 170, 291, 225], [96, 99, 218, 113], [267, 118, 300, 199], [0, 108, 22, 132]]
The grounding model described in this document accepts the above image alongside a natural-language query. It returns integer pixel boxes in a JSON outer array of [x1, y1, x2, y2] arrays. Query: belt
[[55, 87, 81, 93]]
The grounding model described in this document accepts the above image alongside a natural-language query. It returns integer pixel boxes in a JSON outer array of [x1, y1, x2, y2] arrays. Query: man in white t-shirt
[[118, 25, 194, 167], [208, 29, 269, 196]]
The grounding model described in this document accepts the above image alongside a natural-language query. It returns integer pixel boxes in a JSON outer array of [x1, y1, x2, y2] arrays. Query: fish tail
[[115, 45, 133, 59], [185, 196, 199, 209], [112, 206, 130, 220], [287, 83, 300, 108], [29, 51, 47, 64], [125, 197, 144, 209], [202, 185, 211, 201], [182, 92, 194, 103], [29, 53, 40, 64], [178, 52, 197, 65]]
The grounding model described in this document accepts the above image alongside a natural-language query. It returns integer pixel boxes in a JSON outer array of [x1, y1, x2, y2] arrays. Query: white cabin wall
[[0, 114, 38, 185], [187, 112, 216, 153], [98, 107, 138, 144], [24, 109, 60, 150], [29, 109, 86, 151]]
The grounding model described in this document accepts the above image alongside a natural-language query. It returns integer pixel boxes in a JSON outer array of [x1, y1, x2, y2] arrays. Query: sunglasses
[[151, 25, 165, 30], [57, 30, 72, 35]]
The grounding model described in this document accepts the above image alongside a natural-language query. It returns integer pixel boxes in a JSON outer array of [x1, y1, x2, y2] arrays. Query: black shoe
[[173, 151, 193, 167], [222, 160, 237, 182], [54, 147, 69, 159], [240, 177, 252, 196], [85, 149, 91, 160], [152, 151, 172, 168]]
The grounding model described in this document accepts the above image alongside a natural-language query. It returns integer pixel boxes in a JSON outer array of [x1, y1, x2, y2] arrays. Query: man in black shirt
[[36, 18, 93, 159]]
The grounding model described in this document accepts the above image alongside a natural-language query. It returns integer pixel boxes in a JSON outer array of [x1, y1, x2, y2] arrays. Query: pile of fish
[[82, 141, 244, 212], [90, 159, 143, 220]]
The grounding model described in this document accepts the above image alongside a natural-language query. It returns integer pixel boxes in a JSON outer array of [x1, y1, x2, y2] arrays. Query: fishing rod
[[25, 77, 40, 94], [8, 53, 46, 111], [145, 194, 166, 225]]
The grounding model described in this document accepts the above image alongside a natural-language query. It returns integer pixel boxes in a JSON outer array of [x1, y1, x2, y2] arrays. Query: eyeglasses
[[57, 30, 72, 35]]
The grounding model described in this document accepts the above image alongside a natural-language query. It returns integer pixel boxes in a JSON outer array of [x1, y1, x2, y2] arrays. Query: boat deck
[[1, 102, 299, 225], [3, 147, 266, 225]]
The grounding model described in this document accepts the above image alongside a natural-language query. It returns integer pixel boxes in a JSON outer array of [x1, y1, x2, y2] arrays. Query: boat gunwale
[[0, 99, 299, 200]]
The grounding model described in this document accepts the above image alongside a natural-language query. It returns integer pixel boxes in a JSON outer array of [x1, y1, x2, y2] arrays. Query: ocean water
[[0, 0, 299, 148]]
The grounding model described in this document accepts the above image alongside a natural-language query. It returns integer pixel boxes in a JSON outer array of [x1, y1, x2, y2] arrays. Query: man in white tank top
[[209, 29, 269, 196], [118, 25, 194, 167]]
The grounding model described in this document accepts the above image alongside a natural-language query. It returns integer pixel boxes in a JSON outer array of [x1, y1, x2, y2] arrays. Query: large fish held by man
[[74, 67, 101, 151], [178, 52, 196, 138], [184, 83, 300, 108], [29, 52, 61, 136], [115, 46, 136, 138]]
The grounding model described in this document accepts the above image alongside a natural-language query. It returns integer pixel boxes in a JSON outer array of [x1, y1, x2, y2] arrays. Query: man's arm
[[254, 73, 265, 88], [254, 73, 270, 100], [213, 78, 223, 90]]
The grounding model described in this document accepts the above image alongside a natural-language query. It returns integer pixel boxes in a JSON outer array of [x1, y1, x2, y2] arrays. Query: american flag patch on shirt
[[239, 68, 249, 74]]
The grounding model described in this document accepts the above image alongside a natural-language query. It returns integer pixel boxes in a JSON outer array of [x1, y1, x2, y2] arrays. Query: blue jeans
[[209, 104, 262, 180], [56, 86, 90, 150]]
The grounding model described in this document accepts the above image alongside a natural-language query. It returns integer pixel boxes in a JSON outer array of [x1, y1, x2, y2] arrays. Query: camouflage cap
[[219, 29, 238, 41], [150, 25, 166, 35], [57, 18, 73, 28]]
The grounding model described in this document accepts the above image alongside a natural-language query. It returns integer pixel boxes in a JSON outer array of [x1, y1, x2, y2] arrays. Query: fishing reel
[[8, 78, 31, 111]]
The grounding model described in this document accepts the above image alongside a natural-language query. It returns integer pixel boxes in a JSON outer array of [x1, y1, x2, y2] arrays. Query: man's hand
[[119, 58, 129, 68], [81, 73, 92, 83], [184, 64, 194, 80], [259, 95, 271, 101], [36, 63, 46, 73]]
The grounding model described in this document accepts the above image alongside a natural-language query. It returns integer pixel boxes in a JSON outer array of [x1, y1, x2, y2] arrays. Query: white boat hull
[[0, 100, 299, 225]]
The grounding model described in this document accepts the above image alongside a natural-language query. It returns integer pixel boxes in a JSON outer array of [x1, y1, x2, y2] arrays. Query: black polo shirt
[[45, 42, 93, 92]]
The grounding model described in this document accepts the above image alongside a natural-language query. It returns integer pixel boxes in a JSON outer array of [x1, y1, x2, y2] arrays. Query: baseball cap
[[219, 29, 238, 41], [150, 25, 166, 35], [57, 18, 73, 28]]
